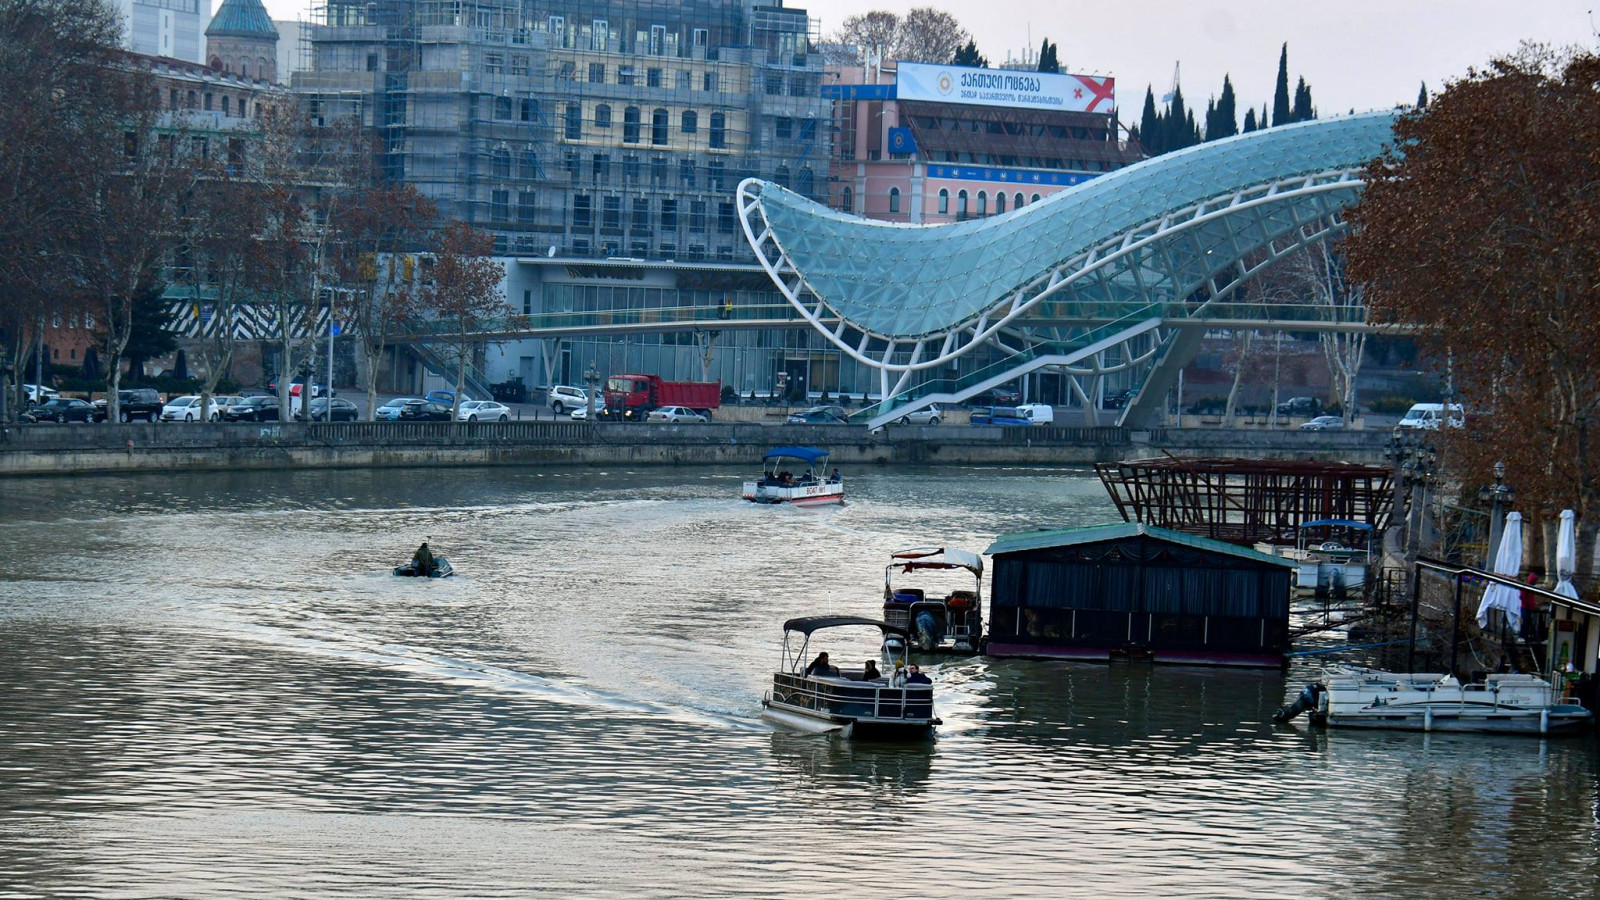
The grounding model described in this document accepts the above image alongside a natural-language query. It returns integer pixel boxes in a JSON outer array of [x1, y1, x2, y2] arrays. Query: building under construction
[[1095, 457, 1395, 547]]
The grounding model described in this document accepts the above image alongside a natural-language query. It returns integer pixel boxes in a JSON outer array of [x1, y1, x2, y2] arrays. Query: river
[[0, 466, 1595, 899]]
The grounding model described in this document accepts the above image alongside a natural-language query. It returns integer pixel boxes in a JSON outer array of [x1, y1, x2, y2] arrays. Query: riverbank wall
[[0, 421, 1392, 478]]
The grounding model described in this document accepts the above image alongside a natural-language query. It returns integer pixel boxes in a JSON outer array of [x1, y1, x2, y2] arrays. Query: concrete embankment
[[0, 421, 1392, 478]]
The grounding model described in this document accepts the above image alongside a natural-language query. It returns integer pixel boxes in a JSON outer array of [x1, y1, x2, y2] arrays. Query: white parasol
[[1477, 511, 1524, 632], [1555, 509, 1580, 600]]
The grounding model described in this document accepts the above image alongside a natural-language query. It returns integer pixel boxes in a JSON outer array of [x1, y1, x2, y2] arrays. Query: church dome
[[205, 0, 279, 39]]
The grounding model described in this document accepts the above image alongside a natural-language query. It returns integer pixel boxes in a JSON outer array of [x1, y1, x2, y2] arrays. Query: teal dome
[[206, 0, 279, 39]]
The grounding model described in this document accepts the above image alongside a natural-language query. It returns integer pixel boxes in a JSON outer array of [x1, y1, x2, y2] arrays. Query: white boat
[[1292, 519, 1372, 594], [1276, 665, 1591, 735], [882, 547, 985, 653], [760, 616, 939, 738], [742, 446, 844, 506]]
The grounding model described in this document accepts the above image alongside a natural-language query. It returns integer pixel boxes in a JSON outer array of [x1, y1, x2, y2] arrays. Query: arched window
[[957, 190, 969, 217], [492, 147, 511, 178], [594, 104, 611, 128], [681, 110, 697, 134], [623, 106, 641, 143], [1031, 193, 1041, 204], [709, 112, 726, 149], [564, 102, 582, 140], [888, 187, 900, 214], [795, 167, 814, 196], [208, 55, 222, 70], [842, 186, 853, 213], [774, 164, 790, 188], [977, 191, 987, 216], [995, 192, 1006, 214], [1014, 192, 1024, 208], [494, 96, 513, 120], [187, 90, 196, 108], [259, 57, 268, 78], [221, 96, 230, 116], [938, 189, 949, 215], [238, 56, 249, 76], [521, 150, 540, 179], [650, 108, 668, 145]]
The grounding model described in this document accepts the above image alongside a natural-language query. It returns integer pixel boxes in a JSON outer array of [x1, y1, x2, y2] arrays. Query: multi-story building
[[828, 60, 1142, 224], [205, 0, 279, 82], [295, 0, 858, 397], [114, 0, 211, 64]]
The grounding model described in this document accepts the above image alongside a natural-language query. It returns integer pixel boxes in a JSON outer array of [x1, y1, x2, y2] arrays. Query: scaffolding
[[294, 0, 831, 259]]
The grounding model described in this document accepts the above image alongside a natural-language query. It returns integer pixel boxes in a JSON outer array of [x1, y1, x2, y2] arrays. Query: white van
[[1016, 403, 1055, 425], [1398, 403, 1464, 430]]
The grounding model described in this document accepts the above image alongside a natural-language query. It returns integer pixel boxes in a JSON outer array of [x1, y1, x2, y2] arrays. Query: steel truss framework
[[737, 112, 1397, 428]]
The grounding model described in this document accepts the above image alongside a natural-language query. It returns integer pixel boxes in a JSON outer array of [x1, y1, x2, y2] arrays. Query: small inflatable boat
[[393, 558, 454, 578]]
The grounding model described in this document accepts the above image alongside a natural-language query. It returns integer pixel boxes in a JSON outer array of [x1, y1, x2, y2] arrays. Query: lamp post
[[1384, 429, 1440, 563], [583, 360, 599, 422], [1478, 460, 1516, 567]]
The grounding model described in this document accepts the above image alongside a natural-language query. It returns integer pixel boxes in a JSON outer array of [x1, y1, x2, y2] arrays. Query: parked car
[[964, 388, 1022, 408], [267, 377, 323, 398], [304, 397, 360, 422], [21, 398, 94, 423], [785, 405, 848, 424], [221, 396, 281, 422], [398, 400, 453, 421], [895, 404, 942, 426], [160, 395, 227, 422], [1300, 415, 1345, 431], [647, 405, 708, 423], [375, 397, 422, 421], [425, 389, 468, 406], [971, 404, 1055, 426], [92, 388, 162, 423], [1276, 396, 1322, 417], [23, 384, 59, 404], [567, 395, 606, 419], [547, 385, 591, 415], [458, 400, 511, 422], [1104, 389, 1138, 410]]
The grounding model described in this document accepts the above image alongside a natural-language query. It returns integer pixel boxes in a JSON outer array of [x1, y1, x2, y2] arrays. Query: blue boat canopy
[[764, 446, 830, 464], [1300, 519, 1374, 530]]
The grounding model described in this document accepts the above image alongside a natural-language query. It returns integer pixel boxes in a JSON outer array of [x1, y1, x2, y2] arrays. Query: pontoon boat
[[761, 616, 939, 737], [882, 547, 984, 652], [1275, 665, 1591, 735], [742, 446, 844, 506]]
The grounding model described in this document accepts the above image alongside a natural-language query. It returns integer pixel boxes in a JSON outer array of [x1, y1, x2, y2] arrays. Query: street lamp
[[1384, 429, 1440, 562], [583, 360, 599, 422], [1478, 460, 1516, 566]]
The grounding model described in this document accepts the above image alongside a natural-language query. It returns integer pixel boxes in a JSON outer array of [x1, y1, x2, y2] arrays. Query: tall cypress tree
[[1203, 97, 1218, 139], [1165, 84, 1190, 152], [1215, 74, 1238, 138], [1242, 107, 1258, 133], [1139, 86, 1161, 155], [1271, 43, 1291, 127], [1291, 76, 1314, 122], [1416, 81, 1429, 108], [1037, 39, 1059, 73], [953, 40, 987, 68]]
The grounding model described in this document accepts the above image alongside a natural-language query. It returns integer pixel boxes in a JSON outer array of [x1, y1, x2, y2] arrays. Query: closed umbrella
[[1477, 511, 1524, 632], [1555, 509, 1579, 600]]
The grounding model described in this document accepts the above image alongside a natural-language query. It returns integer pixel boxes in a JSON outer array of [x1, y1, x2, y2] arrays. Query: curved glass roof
[[752, 111, 1397, 338]]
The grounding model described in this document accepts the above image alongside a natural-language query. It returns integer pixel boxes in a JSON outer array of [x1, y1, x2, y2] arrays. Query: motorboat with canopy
[[742, 446, 844, 506], [882, 547, 985, 652], [760, 616, 939, 737], [1292, 519, 1373, 594]]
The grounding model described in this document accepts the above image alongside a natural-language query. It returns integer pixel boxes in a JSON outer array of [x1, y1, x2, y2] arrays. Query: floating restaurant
[[984, 523, 1296, 668]]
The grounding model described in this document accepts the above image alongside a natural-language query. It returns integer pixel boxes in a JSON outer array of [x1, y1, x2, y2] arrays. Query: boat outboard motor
[[1273, 683, 1325, 723], [913, 610, 944, 652]]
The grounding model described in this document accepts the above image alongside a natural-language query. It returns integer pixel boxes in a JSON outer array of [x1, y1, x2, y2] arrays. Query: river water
[[0, 466, 1596, 899]]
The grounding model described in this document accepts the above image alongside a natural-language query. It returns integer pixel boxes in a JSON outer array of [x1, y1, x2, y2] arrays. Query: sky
[[258, 0, 1599, 116]]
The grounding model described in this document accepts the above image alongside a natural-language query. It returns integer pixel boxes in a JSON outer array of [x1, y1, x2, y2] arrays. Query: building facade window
[[977, 191, 987, 216], [680, 110, 697, 134], [709, 112, 726, 148], [650, 108, 668, 145], [623, 107, 641, 143], [647, 68, 661, 88], [589, 62, 604, 83], [491, 189, 510, 222], [702, 71, 717, 92], [632, 197, 650, 230], [594, 104, 611, 128], [572, 194, 592, 228], [995, 192, 1006, 214], [1031, 193, 1041, 204], [938, 189, 949, 215], [565, 103, 582, 140], [957, 190, 968, 217], [602, 196, 621, 230], [1014, 192, 1024, 209], [492, 148, 511, 178], [660, 198, 677, 229], [520, 150, 540, 179], [518, 191, 536, 224], [841, 186, 852, 213], [494, 96, 512, 119], [888, 187, 900, 213]]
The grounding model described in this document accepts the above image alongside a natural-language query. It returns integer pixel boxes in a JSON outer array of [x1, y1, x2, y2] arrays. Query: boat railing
[[772, 671, 933, 721]]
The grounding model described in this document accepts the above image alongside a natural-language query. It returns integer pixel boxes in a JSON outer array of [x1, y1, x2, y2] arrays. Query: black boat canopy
[[782, 615, 909, 637]]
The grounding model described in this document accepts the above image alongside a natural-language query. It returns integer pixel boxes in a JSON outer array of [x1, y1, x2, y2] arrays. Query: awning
[[763, 446, 830, 464], [782, 616, 908, 637]]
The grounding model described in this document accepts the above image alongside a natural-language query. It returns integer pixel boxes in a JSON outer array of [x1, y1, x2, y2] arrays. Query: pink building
[[826, 61, 1143, 224]]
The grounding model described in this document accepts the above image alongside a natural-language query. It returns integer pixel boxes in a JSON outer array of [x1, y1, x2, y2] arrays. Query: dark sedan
[[304, 397, 359, 422], [23, 398, 94, 423], [397, 400, 453, 421], [221, 396, 281, 422]]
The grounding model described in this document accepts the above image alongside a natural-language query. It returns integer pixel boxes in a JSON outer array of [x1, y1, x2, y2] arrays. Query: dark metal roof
[[782, 615, 909, 637], [985, 522, 1296, 568]]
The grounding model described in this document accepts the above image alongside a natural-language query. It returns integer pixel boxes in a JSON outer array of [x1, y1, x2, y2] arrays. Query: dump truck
[[601, 374, 722, 421]]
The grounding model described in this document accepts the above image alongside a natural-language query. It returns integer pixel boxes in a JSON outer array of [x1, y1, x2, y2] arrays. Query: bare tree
[[895, 8, 969, 65], [1289, 242, 1366, 424], [422, 223, 505, 423], [832, 10, 898, 65], [338, 185, 436, 420]]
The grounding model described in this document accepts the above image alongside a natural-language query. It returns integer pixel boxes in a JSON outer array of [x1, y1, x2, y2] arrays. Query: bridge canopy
[[746, 112, 1397, 340]]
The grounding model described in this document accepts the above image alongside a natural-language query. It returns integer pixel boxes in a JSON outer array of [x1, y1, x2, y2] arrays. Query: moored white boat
[[1276, 665, 1591, 735], [742, 446, 843, 506]]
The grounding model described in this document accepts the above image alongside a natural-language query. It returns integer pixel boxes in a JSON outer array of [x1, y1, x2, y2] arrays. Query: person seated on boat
[[890, 662, 908, 688], [411, 541, 435, 576], [863, 660, 881, 681], [804, 652, 837, 678], [906, 664, 932, 685], [828, 468, 841, 483], [779, 470, 793, 487]]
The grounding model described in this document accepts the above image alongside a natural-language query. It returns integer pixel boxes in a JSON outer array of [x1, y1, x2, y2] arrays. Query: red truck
[[602, 374, 722, 421]]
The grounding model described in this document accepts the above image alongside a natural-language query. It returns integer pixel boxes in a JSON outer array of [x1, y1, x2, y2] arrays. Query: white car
[[1300, 415, 1345, 431], [647, 405, 708, 423], [568, 395, 606, 419], [160, 395, 229, 422], [548, 385, 592, 415], [23, 384, 59, 404], [458, 400, 511, 422], [896, 404, 942, 426]]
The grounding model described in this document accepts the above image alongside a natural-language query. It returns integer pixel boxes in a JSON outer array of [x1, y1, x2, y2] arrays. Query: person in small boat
[[828, 468, 841, 483], [906, 665, 932, 685], [863, 660, 881, 681], [804, 652, 835, 677], [890, 662, 908, 687], [411, 541, 435, 576]]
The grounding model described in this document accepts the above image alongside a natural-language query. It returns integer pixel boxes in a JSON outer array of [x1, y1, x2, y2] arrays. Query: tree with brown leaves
[[422, 223, 505, 423], [1345, 45, 1600, 566]]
